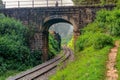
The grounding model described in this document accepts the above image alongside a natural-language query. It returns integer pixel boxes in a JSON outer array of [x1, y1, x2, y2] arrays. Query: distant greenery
[[0, 14, 61, 79], [72, 0, 117, 5], [50, 6, 120, 80], [67, 37, 74, 51], [62, 35, 72, 45], [49, 23, 73, 45], [49, 34, 61, 59]]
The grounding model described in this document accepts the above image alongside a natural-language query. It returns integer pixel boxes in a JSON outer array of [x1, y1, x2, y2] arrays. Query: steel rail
[[7, 47, 72, 80], [32, 47, 72, 80]]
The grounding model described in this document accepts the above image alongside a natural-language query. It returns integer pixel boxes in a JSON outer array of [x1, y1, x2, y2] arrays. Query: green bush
[[95, 9, 120, 36], [76, 32, 96, 51], [82, 9, 120, 37], [28, 50, 42, 66], [93, 33, 113, 49], [76, 32, 113, 51], [0, 14, 42, 76]]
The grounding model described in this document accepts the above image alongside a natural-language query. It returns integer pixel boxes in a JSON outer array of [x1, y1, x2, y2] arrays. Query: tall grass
[[50, 46, 112, 80]]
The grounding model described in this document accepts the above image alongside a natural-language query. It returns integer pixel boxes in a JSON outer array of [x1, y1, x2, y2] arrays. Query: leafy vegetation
[[49, 33, 61, 59], [0, 14, 61, 79], [0, 70, 20, 80], [72, 0, 118, 5], [82, 9, 120, 37], [76, 32, 113, 51]]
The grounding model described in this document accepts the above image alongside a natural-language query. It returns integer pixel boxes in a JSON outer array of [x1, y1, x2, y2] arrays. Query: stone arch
[[41, 17, 76, 61], [42, 16, 77, 32]]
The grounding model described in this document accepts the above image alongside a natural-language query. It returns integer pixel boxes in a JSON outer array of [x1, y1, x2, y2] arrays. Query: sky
[[2, 0, 74, 8]]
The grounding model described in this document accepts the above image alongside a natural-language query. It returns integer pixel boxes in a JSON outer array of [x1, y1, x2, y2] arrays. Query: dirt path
[[106, 41, 119, 80]]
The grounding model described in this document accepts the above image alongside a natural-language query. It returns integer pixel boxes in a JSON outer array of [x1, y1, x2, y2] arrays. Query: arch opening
[[49, 23, 73, 45], [43, 18, 73, 31], [42, 18, 74, 60]]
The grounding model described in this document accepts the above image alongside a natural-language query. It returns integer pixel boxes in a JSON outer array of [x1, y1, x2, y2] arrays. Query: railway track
[[7, 47, 73, 80]]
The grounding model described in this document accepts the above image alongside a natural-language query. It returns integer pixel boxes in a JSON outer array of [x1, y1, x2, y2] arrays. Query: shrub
[[76, 32, 113, 51], [95, 9, 120, 36], [76, 32, 95, 51], [82, 22, 104, 34], [0, 14, 41, 75], [93, 33, 113, 49]]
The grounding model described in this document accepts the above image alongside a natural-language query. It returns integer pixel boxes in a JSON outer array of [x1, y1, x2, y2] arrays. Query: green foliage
[[82, 23, 104, 33], [0, 70, 20, 80], [93, 33, 113, 49], [82, 9, 120, 37], [49, 34, 60, 59], [116, 0, 120, 8], [76, 32, 113, 51], [72, 0, 101, 5], [96, 9, 120, 36], [0, 15, 31, 72], [72, 0, 117, 5], [67, 37, 74, 51], [0, 14, 43, 78]]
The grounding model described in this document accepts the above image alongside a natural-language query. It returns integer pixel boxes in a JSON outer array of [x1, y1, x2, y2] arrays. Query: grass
[[50, 46, 112, 80], [0, 70, 20, 80], [116, 42, 120, 80]]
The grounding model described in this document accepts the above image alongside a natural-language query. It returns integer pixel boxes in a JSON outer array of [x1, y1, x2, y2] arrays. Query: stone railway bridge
[[0, 5, 115, 61]]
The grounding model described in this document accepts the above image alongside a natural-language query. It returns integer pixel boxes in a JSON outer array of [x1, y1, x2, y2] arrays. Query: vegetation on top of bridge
[[50, 5, 120, 80], [0, 14, 61, 80], [73, 0, 119, 5]]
